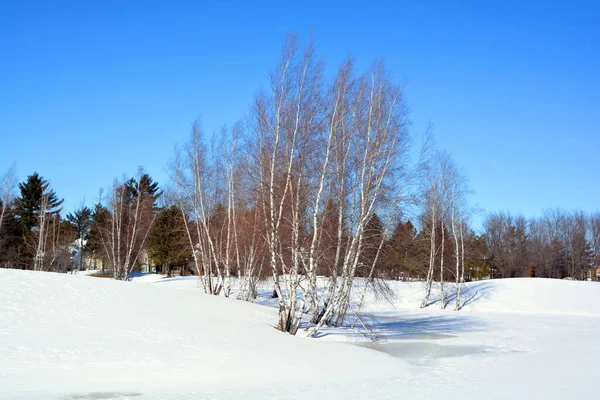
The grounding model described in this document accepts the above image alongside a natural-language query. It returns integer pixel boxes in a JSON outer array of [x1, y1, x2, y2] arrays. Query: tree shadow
[[369, 313, 487, 340], [461, 281, 496, 307], [423, 281, 496, 309], [148, 276, 198, 284], [311, 312, 487, 342]]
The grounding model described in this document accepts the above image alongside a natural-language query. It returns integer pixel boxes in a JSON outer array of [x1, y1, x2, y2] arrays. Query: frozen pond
[[353, 313, 490, 364], [360, 341, 488, 365]]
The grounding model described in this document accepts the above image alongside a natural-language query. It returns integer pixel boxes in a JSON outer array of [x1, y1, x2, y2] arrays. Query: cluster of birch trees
[[419, 152, 471, 310], [169, 36, 422, 334], [0, 167, 163, 281], [89, 173, 162, 281]]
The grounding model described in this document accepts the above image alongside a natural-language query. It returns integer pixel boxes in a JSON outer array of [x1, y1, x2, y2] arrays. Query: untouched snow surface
[[1, 270, 600, 399]]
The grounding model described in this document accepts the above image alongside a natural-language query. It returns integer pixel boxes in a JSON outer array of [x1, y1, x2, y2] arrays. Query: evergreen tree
[[0, 201, 25, 268], [14, 173, 63, 233], [147, 206, 189, 276], [384, 219, 417, 280], [124, 173, 162, 211], [359, 213, 384, 277]]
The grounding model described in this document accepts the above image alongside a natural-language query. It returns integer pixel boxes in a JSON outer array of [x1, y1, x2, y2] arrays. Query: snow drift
[[0, 269, 397, 399]]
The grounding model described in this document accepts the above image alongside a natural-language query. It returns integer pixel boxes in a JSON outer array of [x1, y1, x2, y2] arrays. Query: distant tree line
[[483, 210, 600, 280]]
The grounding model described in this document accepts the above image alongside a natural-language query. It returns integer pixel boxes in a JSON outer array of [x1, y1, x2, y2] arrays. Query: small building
[[587, 266, 600, 282]]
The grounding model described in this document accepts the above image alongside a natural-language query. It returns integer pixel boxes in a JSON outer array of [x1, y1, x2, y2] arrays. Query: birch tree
[[167, 35, 418, 335], [251, 35, 325, 333], [172, 123, 242, 295], [444, 158, 469, 310], [590, 213, 600, 280], [420, 160, 440, 308], [248, 35, 416, 335], [308, 59, 412, 334], [0, 166, 16, 232]]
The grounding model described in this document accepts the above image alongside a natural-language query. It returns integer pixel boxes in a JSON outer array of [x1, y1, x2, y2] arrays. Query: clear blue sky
[[1, 0, 598, 230]]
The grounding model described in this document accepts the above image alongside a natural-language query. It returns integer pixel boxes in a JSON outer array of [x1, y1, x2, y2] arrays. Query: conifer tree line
[[1, 36, 598, 333]]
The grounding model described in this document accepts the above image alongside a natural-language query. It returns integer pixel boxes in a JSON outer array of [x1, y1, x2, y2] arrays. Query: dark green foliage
[[147, 206, 190, 275], [0, 201, 25, 268], [66, 206, 92, 240], [14, 173, 63, 233], [464, 235, 490, 281], [124, 173, 162, 210], [358, 213, 384, 277], [382, 219, 419, 280]]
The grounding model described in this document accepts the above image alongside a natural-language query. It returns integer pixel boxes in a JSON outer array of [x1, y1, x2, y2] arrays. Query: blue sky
[[1, 0, 598, 230]]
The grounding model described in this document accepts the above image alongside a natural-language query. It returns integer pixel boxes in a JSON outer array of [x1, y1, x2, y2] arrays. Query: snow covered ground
[[1, 269, 599, 399]]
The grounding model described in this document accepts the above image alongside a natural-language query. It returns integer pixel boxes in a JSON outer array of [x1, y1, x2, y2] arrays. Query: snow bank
[[2, 270, 600, 400], [0, 269, 398, 399], [131, 274, 600, 316], [353, 278, 600, 316]]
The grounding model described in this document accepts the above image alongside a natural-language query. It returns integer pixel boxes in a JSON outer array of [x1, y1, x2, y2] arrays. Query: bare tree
[[172, 123, 239, 294], [420, 162, 440, 308], [245, 35, 415, 335], [483, 212, 528, 278], [32, 194, 49, 271], [0, 166, 17, 232], [445, 158, 469, 311], [562, 211, 592, 280], [251, 35, 325, 333], [590, 212, 600, 280], [309, 59, 411, 334], [418, 152, 469, 310]]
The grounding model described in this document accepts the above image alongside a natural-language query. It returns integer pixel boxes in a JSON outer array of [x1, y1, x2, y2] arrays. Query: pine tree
[[13, 173, 64, 269], [124, 173, 162, 211], [147, 206, 189, 276], [384, 219, 417, 280], [0, 201, 24, 268], [358, 213, 384, 278], [14, 173, 63, 233]]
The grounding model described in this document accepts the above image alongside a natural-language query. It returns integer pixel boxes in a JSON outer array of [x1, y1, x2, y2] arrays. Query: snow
[[1, 269, 600, 399]]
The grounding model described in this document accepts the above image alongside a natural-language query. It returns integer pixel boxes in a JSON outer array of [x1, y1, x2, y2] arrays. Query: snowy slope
[[2, 270, 600, 400], [358, 278, 600, 316], [0, 269, 401, 399], [129, 273, 600, 316]]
